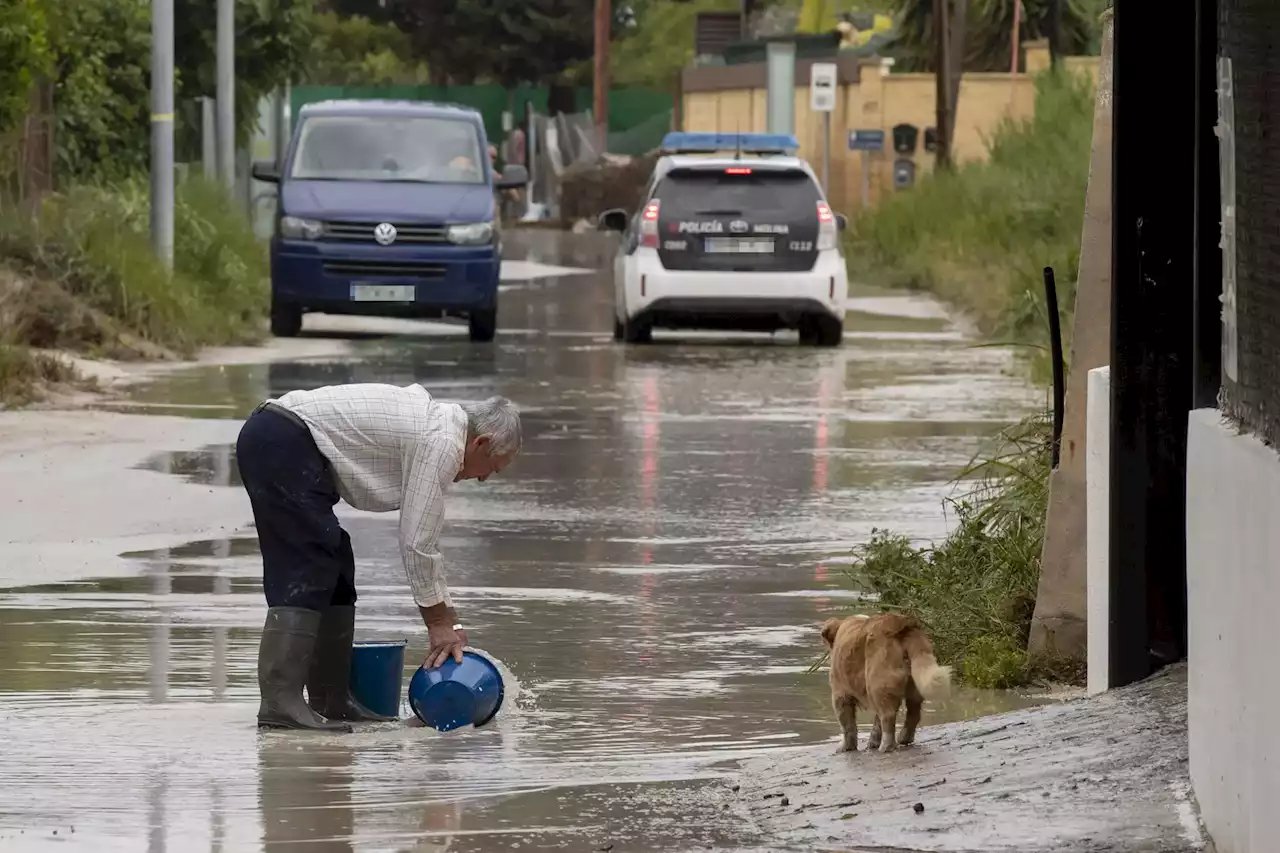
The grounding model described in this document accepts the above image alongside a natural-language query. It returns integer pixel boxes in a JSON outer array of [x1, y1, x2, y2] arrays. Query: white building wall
[[1185, 407, 1280, 853]]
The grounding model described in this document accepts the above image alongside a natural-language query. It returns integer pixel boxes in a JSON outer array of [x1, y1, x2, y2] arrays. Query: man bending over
[[235, 385, 521, 731]]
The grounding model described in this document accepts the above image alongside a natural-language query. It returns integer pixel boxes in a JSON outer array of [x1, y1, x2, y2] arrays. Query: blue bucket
[[348, 641, 408, 720], [408, 651, 505, 732]]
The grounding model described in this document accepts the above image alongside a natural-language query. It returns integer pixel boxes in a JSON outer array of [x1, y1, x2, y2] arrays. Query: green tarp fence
[[290, 85, 673, 156]]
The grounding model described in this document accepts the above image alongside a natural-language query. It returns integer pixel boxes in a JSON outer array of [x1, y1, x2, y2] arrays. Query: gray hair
[[459, 396, 523, 456]]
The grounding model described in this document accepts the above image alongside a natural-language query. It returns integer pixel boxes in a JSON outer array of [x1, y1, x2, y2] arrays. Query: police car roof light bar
[[659, 132, 801, 156]]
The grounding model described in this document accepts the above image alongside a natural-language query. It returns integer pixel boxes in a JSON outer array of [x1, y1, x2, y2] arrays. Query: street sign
[[810, 62, 838, 113], [848, 129, 885, 152]]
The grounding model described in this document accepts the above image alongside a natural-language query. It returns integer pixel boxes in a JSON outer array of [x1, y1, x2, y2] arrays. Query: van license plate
[[351, 284, 415, 302], [704, 237, 774, 254]]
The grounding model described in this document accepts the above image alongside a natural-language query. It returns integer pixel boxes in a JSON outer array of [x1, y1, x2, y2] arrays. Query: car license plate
[[704, 237, 774, 254], [350, 284, 415, 302]]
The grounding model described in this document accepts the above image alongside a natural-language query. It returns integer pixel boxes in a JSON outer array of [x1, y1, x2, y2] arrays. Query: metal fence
[[521, 107, 672, 222], [1217, 0, 1280, 445]]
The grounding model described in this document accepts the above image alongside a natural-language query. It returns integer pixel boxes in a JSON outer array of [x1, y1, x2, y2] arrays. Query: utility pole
[[216, 0, 236, 191], [1048, 0, 1063, 67], [934, 0, 953, 170], [150, 0, 174, 267], [593, 0, 611, 153]]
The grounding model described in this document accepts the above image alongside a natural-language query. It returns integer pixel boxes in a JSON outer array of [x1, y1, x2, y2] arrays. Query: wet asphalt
[[0, 230, 1047, 852]]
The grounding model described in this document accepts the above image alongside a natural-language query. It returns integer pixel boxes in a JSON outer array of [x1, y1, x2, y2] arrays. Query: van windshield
[[289, 115, 486, 184]]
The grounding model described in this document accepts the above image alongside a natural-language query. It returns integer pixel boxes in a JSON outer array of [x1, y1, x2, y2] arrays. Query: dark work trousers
[[236, 404, 357, 611]]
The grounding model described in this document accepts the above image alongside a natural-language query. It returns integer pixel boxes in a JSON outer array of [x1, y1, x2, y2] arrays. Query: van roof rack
[[659, 132, 800, 156]]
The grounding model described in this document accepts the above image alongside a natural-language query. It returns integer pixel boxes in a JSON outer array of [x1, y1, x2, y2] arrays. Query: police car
[[598, 132, 847, 347]]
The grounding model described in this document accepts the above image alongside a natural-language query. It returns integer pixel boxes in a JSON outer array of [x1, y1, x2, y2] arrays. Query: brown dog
[[821, 613, 953, 753]]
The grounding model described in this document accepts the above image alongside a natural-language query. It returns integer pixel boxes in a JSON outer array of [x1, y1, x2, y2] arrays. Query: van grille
[[323, 259, 446, 278], [323, 221, 448, 244]]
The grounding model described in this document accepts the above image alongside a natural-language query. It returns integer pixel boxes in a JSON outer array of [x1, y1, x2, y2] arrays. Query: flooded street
[[0, 232, 1048, 852]]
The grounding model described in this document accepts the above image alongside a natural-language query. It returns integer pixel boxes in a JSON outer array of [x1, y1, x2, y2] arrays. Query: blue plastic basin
[[408, 651, 505, 732], [349, 641, 407, 720]]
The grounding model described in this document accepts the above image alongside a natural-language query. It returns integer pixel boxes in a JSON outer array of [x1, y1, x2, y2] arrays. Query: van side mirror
[[598, 209, 629, 232], [496, 164, 528, 190], [252, 161, 281, 183], [834, 213, 848, 232]]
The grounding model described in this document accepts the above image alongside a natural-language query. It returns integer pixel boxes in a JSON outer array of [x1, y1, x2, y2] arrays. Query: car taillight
[[724, 167, 753, 175], [817, 200, 837, 251], [640, 200, 660, 249]]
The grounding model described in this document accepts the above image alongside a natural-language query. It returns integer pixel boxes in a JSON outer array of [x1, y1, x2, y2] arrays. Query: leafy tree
[[173, 0, 315, 126], [41, 0, 317, 184], [320, 0, 396, 24], [395, 0, 624, 87], [797, 0, 841, 33], [889, 0, 1107, 73], [43, 0, 153, 182], [611, 0, 738, 89], [0, 0, 50, 133], [305, 11, 430, 85]]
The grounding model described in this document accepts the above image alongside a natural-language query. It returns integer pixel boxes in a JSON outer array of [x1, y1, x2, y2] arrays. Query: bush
[[847, 70, 1096, 345], [0, 342, 76, 407], [559, 151, 661, 225], [0, 177, 268, 357], [837, 412, 1083, 689]]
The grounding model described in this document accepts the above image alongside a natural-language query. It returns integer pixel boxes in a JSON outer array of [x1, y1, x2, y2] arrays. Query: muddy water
[[0, 232, 1049, 851]]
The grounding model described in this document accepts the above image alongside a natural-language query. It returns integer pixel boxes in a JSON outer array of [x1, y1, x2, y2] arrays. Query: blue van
[[252, 100, 527, 342]]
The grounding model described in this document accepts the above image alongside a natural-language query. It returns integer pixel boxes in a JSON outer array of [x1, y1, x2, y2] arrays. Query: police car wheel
[[800, 314, 843, 348], [622, 317, 652, 344]]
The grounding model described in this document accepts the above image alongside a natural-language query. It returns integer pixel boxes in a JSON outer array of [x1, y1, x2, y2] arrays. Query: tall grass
[[847, 70, 1096, 344], [0, 176, 268, 357], [0, 342, 75, 407], [841, 412, 1079, 688], [821, 72, 1098, 688]]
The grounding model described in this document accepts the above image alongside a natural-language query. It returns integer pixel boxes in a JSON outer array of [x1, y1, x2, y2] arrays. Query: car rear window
[[655, 169, 821, 217]]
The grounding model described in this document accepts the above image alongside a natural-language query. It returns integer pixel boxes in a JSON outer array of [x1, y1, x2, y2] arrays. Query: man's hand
[[420, 603, 468, 669], [425, 622, 468, 669]]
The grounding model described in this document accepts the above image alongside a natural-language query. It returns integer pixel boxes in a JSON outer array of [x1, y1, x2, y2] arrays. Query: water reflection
[[259, 738, 355, 851], [139, 445, 241, 487], [148, 767, 167, 853]]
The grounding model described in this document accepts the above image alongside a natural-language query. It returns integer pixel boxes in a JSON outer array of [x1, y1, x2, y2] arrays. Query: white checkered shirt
[[273, 383, 467, 609]]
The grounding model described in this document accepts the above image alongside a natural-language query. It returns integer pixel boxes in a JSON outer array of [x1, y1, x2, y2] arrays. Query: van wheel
[[800, 314, 843, 348], [270, 300, 302, 338], [623, 317, 652, 344], [469, 308, 497, 343]]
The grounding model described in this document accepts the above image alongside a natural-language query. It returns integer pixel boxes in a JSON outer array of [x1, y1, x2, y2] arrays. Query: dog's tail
[[899, 624, 953, 701]]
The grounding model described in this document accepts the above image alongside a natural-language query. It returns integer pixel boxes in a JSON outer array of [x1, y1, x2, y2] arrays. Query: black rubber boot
[[257, 607, 352, 732], [307, 605, 398, 722]]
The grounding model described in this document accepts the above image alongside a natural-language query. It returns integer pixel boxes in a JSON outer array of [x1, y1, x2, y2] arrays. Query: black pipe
[[1043, 266, 1066, 468]]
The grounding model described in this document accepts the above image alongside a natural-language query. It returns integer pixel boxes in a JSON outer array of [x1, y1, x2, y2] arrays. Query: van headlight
[[446, 221, 494, 245], [279, 216, 324, 240]]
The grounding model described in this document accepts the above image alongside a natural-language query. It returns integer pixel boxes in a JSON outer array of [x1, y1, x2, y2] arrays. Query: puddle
[[0, 231, 1051, 851], [137, 446, 242, 486]]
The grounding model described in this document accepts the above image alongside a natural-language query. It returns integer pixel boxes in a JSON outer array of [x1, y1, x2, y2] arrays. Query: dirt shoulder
[[0, 410, 253, 589], [734, 663, 1206, 853]]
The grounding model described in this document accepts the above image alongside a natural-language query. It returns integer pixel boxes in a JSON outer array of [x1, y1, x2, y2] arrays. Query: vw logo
[[729, 220, 749, 233], [373, 222, 397, 246]]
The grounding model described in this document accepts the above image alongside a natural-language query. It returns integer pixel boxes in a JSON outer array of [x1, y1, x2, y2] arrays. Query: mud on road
[[737, 663, 1205, 853]]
